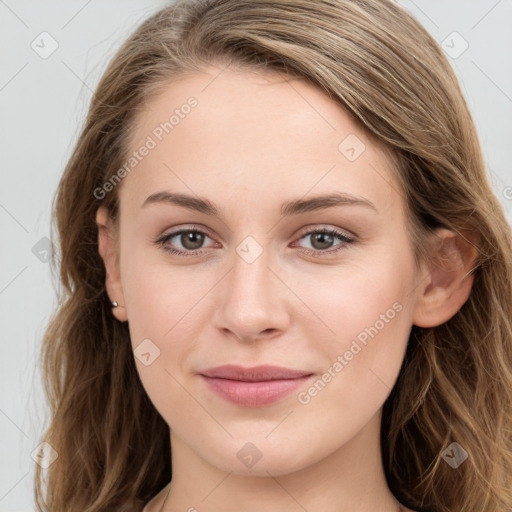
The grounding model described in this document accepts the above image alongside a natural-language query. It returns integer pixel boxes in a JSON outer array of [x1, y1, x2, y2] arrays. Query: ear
[[412, 228, 478, 328], [96, 206, 128, 322]]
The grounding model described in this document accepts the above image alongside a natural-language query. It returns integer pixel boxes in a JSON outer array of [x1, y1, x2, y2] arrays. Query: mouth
[[198, 365, 314, 407]]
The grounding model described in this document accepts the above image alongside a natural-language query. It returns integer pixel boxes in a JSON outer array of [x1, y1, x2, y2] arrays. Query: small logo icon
[[31, 31, 59, 59], [441, 442, 468, 468], [441, 31, 469, 59], [338, 134, 366, 161], [236, 236, 263, 264], [134, 338, 161, 366], [236, 442, 263, 468], [31, 442, 59, 468], [32, 237, 53, 263]]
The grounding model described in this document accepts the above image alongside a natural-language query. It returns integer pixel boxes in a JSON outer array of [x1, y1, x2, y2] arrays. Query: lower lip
[[200, 374, 313, 407]]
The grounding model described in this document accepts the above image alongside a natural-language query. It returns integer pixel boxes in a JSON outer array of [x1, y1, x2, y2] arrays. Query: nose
[[212, 244, 291, 343]]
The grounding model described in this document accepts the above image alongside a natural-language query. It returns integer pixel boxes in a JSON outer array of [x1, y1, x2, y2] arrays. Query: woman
[[35, 0, 512, 511]]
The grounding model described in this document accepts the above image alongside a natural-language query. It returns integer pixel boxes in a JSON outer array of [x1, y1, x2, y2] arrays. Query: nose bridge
[[230, 237, 276, 311]]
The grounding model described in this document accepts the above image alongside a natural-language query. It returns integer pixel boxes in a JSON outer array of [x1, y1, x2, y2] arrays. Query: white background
[[1, 1, 511, 510]]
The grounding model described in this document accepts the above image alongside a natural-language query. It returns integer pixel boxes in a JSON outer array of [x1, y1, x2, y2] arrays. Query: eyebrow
[[141, 191, 378, 217]]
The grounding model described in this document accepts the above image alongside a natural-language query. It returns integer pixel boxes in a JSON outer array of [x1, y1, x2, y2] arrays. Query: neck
[[159, 410, 403, 512]]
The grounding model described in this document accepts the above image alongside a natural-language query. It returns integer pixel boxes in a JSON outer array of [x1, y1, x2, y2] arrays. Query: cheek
[[296, 249, 415, 402], [120, 240, 209, 340], [120, 252, 205, 421], [304, 248, 415, 346]]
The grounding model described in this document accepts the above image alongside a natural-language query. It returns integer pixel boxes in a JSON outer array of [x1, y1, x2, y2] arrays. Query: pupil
[[312, 232, 333, 250]]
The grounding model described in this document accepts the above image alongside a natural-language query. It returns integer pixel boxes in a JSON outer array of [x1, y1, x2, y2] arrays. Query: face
[[103, 64, 427, 476]]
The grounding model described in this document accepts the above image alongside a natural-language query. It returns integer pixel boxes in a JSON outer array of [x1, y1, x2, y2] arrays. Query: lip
[[199, 365, 314, 407]]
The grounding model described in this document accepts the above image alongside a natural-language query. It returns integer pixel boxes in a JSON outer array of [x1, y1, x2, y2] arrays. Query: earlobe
[[412, 228, 478, 328], [96, 206, 128, 322]]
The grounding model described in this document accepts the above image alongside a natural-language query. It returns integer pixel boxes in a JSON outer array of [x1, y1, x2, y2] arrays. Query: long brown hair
[[35, 1, 512, 510]]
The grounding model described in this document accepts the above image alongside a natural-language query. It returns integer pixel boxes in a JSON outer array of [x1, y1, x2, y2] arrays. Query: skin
[[96, 64, 476, 512]]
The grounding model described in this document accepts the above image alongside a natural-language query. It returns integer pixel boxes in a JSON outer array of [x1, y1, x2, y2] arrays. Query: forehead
[[120, 65, 403, 219]]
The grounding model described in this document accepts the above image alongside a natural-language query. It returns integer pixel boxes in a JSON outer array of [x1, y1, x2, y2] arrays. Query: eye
[[153, 225, 354, 257], [292, 227, 354, 256], [153, 226, 218, 256]]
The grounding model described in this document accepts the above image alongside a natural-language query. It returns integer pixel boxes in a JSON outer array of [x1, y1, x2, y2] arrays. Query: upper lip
[[199, 365, 313, 382]]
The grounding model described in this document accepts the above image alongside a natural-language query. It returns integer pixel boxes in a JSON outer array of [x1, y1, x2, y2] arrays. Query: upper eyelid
[[159, 223, 353, 237], [158, 224, 217, 242], [297, 225, 354, 239]]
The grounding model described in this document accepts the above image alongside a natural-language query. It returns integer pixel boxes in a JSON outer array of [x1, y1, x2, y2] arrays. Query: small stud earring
[[111, 301, 119, 308]]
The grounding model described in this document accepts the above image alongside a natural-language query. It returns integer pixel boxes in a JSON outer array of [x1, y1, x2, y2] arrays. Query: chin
[[200, 435, 326, 477]]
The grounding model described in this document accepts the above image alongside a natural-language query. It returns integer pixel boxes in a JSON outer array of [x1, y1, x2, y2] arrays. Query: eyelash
[[153, 225, 354, 258]]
